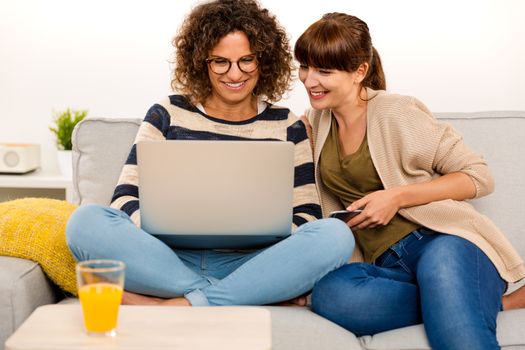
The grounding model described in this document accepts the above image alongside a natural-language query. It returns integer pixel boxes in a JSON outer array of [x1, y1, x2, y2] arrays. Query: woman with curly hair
[[65, 0, 354, 307]]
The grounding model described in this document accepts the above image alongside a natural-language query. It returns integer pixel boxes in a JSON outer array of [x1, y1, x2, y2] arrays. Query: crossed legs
[[66, 204, 354, 306]]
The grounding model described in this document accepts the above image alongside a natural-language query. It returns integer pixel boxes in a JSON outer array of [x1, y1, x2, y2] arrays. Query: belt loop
[[412, 229, 423, 240]]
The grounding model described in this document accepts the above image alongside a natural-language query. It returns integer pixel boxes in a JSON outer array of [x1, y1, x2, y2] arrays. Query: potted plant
[[49, 108, 87, 176]]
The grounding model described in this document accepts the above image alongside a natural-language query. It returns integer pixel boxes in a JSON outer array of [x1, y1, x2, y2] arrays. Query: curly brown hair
[[171, 0, 293, 104]]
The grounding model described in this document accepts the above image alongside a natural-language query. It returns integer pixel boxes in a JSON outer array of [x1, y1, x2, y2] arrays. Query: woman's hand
[[345, 172, 477, 230], [346, 188, 402, 230]]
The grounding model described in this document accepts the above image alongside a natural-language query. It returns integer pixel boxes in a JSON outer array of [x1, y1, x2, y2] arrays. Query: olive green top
[[320, 118, 419, 262]]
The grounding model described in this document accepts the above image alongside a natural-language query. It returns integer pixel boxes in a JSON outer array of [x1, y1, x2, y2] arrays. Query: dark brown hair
[[294, 12, 386, 91], [171, 0, 293, 104]]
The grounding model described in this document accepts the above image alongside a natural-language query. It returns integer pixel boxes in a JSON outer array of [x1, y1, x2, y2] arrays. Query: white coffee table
[[5, 304, 271, 350]]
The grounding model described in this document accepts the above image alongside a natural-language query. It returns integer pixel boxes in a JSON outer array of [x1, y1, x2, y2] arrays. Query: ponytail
[[363, 47, 386, 91]]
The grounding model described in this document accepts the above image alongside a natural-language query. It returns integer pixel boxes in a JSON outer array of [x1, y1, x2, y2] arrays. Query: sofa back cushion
[[72, 118, 140, 206], [72, 113, 525, 269]]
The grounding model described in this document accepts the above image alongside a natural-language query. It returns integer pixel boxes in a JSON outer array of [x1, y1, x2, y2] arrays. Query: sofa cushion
[[360, 309, 525, 350], [0, 198, 77, 294], [265, 306, 362, 350], [0, 256, 61, 350], [72, 118, 141, 205]]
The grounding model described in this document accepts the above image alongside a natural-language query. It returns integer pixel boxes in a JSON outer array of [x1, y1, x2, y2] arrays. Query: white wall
[[1, 0, 524, 169]]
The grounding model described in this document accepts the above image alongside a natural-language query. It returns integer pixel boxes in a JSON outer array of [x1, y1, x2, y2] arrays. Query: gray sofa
[[2, 111, 525, 349]]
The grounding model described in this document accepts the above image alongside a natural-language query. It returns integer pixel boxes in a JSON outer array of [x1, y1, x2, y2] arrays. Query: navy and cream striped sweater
[[110, 95, 322, 231]]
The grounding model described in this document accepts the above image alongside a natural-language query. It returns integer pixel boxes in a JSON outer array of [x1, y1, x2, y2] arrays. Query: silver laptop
[[137, 140, 294, 249]]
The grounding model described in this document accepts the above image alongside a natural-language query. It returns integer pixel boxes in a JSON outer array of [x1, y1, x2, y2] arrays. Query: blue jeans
[[311, 228, 506, 350], [66, 204, 354, 306]]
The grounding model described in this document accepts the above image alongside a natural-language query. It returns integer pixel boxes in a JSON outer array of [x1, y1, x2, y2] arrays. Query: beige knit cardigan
[[305, 88, 525, 283]]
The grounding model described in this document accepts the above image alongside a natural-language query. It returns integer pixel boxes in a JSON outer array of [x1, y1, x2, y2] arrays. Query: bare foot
[[502, 285, 525, 310], [160, 297, 192, 306], [122, 291, 191, 306], [273, 295, 308, 307]]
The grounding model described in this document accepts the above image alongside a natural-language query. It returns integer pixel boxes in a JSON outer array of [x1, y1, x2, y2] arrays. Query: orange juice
[[78, 283, 123, 333]]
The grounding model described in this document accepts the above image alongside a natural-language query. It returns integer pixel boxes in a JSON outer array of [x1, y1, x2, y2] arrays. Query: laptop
[[137, 140, 294, 249]]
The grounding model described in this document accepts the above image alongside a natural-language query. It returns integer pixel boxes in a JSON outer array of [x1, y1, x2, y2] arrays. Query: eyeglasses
[[205, 54, 258, 74]]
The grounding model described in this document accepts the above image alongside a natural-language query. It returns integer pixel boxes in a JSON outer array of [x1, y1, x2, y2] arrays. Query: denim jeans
[[66, 204, 354, 306], [311, 228, 506, 350]]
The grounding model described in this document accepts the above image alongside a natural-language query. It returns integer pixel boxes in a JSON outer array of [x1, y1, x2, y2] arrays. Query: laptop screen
[[137, 140, 294, 248]]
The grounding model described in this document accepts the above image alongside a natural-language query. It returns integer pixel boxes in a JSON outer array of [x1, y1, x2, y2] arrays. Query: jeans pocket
[[376, 232, 415, 267], [376, 229, 431, 270]]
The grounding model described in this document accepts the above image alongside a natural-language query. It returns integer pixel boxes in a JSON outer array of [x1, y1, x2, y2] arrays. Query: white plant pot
[[57, 150, 72, 178]]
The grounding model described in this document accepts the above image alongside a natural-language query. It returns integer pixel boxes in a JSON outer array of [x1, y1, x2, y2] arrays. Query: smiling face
[[298, 64, 363, 111], [205, 31, 259, 112]]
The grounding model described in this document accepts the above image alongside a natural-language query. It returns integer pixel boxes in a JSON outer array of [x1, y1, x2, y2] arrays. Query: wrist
[[392, 186, 408, 209]]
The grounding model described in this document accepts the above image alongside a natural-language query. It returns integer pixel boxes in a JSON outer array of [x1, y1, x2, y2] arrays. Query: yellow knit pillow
[[0, 198, 78, 295]]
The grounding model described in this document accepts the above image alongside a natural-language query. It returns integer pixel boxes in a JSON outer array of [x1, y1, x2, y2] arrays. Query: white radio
[[0, 144, 41, 174]]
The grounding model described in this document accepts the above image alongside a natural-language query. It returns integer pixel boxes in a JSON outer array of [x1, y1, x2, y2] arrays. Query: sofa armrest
[[0, 256, 62, 350]]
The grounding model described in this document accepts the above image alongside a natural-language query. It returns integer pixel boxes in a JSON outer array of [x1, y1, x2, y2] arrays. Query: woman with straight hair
[[295, 12, 525, 350]]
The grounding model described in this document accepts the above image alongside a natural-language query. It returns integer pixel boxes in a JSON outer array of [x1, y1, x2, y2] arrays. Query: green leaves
[[49, 108, 88, 150]]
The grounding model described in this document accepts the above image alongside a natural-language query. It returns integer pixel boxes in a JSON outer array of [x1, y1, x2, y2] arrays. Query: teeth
[[311, 91, 324, 96], [225, 82, 243, 88]]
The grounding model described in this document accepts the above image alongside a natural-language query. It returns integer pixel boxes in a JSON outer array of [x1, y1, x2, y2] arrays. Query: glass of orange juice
[[76, 260, 125, 336]]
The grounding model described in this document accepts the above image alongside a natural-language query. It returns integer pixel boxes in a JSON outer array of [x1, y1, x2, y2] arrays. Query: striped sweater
[[110, 95, 322, 231]]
